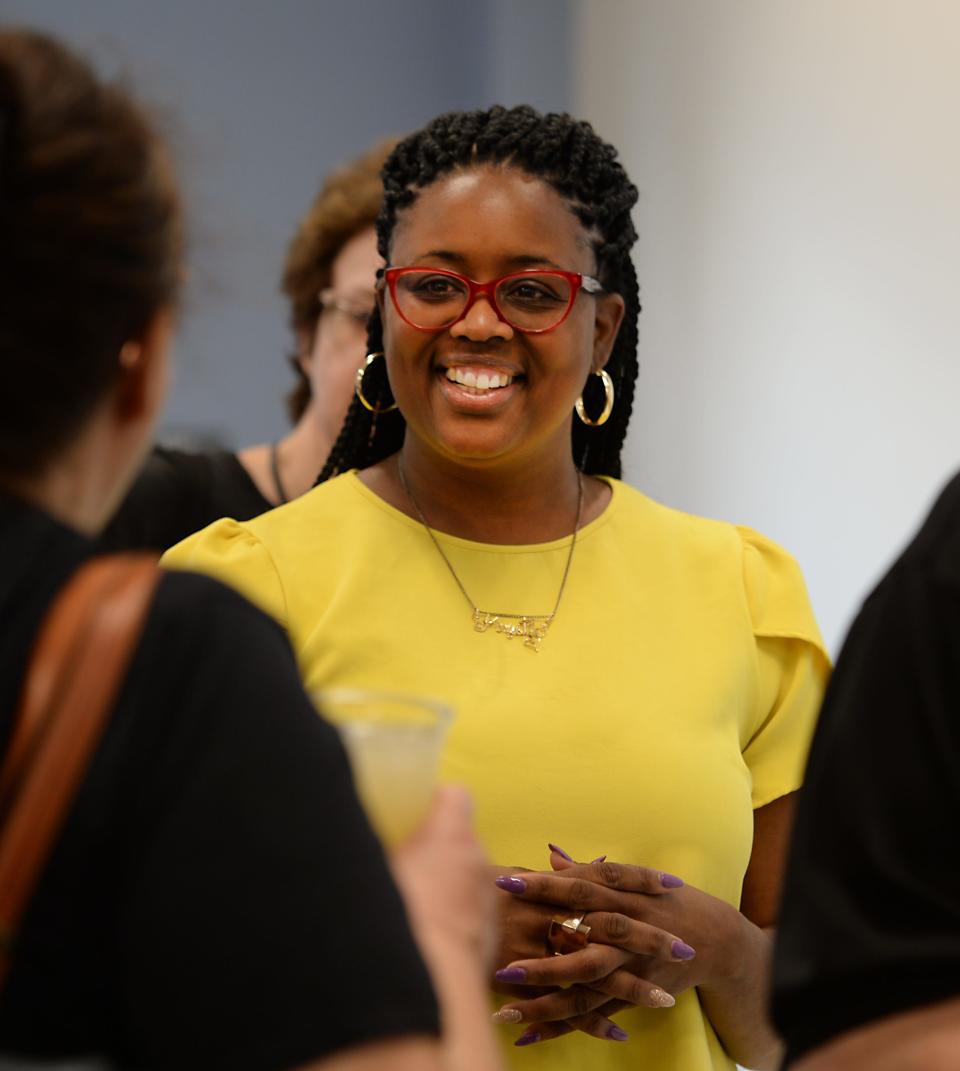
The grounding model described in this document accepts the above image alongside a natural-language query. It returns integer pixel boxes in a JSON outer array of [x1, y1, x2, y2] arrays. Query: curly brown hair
[[281, 137, 397, 423], [0, 29, 183, 476]]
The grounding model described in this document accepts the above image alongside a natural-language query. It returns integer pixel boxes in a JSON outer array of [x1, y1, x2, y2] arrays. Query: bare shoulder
[[235, 442, 274, 502]]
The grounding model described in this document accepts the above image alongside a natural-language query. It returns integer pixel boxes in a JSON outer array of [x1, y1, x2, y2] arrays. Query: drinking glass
[[313, 687, 453, 847]]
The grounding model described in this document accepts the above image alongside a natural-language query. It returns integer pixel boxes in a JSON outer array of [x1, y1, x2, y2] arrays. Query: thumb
[[407, 783, 474, 844], [548, 848, 577, 871], [547, 845, 606, 870]]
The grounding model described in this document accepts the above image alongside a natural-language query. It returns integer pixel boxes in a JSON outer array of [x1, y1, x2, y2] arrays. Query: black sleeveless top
[[100, 447, 273, 552]]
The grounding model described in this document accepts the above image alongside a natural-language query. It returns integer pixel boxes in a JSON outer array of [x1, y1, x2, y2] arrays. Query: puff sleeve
[[737, 526, 831, 808], [161, 519, 288, 630]]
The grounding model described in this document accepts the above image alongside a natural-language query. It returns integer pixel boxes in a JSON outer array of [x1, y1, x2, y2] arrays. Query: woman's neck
[[371, 443, 589, 545], [2, 424, 133, 536], [239, 404, 334, 506]]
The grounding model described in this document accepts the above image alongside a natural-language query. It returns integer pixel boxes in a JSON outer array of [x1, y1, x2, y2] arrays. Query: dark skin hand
[[490, 793, 795, 1058], [494, 864, 740, 1035], [490, 863, 690, 1040]]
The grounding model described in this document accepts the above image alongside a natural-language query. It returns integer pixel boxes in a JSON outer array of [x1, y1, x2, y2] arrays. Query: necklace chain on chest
[[397, 460, 583, 652]]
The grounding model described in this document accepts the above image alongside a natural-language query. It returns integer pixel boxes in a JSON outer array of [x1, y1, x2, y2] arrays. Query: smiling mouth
[[444, 366, 518, 393]]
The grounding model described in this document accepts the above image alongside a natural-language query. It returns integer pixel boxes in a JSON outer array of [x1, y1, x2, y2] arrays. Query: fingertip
[[438, 782, 474, 816], [515, 1031, 542, 1047], [649, 987, 676, 1008], [659, 872, 684, 889], [671, 939, 696, 961], [492, 1007, 523, 1025], [494, 874, 527, 894]]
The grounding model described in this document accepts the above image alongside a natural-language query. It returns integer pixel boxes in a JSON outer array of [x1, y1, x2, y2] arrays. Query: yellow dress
[[162, 472, 829, 1070]]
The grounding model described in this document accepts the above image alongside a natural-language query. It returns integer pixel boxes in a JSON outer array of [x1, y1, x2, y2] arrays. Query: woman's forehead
[[390, 164, 593, 266]]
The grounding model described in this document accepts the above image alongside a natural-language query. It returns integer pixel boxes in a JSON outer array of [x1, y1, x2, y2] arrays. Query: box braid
[[318, 104, 639, 483]]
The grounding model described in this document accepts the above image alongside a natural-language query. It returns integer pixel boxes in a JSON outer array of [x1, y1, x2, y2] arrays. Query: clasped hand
[[491, 851, 741, 1046]]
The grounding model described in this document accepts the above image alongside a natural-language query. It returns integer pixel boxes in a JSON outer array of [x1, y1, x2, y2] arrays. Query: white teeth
[[445, 367, 514, 391]]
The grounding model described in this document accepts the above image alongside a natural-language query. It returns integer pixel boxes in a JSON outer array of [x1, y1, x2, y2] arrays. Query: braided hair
[[318, 105, 640, 482]]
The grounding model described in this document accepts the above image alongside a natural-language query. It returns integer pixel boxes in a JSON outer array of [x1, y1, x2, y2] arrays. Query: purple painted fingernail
[[660, 872, 684, 888], [515, 1031, 542, 1047], [495, 966, 528, 983], [548, 842, 574, 862], [607, 1025, 629, 1042], [591, 855, 607, 864], [671, 940, 696, 961], [495, 875, 526, 893]]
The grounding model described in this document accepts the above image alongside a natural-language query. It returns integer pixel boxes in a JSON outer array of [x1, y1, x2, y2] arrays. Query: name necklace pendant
[[397, 460, 583, 653]]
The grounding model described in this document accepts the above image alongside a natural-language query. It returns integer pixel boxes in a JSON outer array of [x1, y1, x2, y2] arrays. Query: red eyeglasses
[[383, 266, 604, 334]]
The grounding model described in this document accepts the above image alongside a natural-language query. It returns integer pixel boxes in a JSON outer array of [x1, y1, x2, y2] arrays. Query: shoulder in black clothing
[[0, 501, 438, 1069], [895, 468, 960, 584], [772, 470, 960, 1064], [99, 446, 273, 553]]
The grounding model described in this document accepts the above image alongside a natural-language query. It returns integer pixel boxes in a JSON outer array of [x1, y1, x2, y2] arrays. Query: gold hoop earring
[[355, 351, 398, 413], [575, 369, 614, 427]]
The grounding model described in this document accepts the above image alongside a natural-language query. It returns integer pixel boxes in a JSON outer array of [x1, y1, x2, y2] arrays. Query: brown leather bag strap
[[0, 554, 161, 987]]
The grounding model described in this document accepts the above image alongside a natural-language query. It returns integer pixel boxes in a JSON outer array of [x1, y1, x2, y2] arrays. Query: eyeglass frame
[[382, 266, 605, 335], [318, 288, 375, 327]]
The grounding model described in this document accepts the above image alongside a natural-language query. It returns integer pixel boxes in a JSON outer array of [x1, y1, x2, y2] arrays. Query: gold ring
[[546, 913, 591, 955]]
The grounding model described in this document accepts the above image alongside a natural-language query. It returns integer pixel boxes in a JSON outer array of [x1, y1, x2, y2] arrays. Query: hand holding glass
[[313, 688, 453, 847]]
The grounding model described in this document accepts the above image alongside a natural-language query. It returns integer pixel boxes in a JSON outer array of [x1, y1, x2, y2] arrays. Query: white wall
[[575, 0, 960, 653]]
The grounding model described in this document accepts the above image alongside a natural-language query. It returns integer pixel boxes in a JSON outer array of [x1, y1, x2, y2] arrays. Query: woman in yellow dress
[[163, 105, 829, 1071]]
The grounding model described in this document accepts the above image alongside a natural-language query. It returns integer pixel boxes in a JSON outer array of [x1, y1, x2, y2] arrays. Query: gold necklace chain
[[397, 459, 584, 652]]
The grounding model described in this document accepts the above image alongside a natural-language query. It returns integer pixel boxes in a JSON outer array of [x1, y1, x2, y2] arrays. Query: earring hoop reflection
[[355, 352, 398, 413], [575, 368, 614, 427]]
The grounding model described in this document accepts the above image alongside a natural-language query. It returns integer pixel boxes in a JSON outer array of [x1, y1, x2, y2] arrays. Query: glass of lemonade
[[313, 687, 453, 848]]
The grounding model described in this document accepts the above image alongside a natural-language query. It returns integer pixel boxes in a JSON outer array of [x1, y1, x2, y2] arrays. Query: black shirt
[[100, 447, 274, 553], [0, 496, 438, 1069], [771, 471, 960, 1064]]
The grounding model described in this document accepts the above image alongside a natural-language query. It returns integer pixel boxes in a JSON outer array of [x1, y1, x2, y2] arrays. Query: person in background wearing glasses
[[100, 140, 391, 552], [0, 32, 502, 1071], [162, 107, 830, 1071]]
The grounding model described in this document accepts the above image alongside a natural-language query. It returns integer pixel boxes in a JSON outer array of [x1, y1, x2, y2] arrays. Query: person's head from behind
[[319, 105, 639, 482], [0, 29, 182, 528], [282, 140, 393, 441]]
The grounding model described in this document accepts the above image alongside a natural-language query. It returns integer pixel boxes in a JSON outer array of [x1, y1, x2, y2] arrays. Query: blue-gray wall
[[3, 0, 572, 446]]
